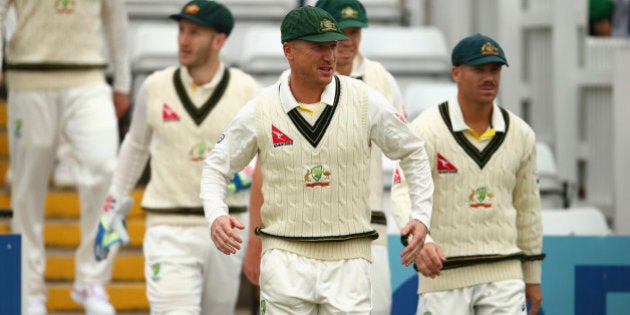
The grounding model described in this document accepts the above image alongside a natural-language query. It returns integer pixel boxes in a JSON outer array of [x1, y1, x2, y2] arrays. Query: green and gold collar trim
[[438, 101, 509, 169], [173, 67, 230, 126], [287, 76, 341, 148]]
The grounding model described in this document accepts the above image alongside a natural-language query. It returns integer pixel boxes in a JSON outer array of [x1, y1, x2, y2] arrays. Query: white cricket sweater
[[142, 66, 257, 210], [395, 101, 543, 293], [254, 75, 376, 261]]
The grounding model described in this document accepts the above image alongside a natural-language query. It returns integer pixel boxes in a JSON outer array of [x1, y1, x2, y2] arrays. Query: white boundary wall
[[613, 49, 630, 234]]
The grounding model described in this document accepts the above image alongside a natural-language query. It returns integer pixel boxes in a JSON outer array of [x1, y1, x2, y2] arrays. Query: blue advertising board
[[0, 234, 21, 315], [388, 235, 630, 315]]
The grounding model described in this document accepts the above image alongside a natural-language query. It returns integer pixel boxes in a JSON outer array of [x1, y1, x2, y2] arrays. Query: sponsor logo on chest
[[272, 125, 293, 147], [162, 103, 180, 121], [437, 153, 458, 173]]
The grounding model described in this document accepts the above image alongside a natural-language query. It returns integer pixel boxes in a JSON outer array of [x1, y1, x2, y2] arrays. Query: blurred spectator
[[589, 0, 615, 36]]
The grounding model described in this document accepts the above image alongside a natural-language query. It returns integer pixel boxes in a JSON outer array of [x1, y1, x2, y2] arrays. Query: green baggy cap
[[589, 0, 615, 21], [170, 0, 234, 36], [451, 33, 508, 67], [315, 0, 368, 29], [281, 6, 349, 43]]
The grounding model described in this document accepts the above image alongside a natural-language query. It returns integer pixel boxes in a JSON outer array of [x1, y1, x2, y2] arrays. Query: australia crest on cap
[[320, 18, 338, 32], [185, 3, 200, 14], [340, 6, 358, 19], [481, 42, 499, 56]]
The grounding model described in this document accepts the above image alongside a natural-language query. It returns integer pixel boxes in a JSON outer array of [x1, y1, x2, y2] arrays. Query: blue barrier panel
[[542, 236, 630, 315], [388, 235, 630, 315], [0, 234, 21, 315], [575, 266, 630, 315], [388, 235, 419, 315]]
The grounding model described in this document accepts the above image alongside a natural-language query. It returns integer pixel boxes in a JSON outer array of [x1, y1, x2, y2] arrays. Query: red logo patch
[[395, 112, 406, 123], [393, 168, 402, 184], [272, 125, 293, 147], [162, 104, 180, 121], [437, 153, 458, 173]]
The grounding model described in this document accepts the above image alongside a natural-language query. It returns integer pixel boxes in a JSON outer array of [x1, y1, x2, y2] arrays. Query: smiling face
[[285, 39, 338, 90], [177, 19, 224, 70], [452, 62, 503, 107], [336, 27, 361, 75]]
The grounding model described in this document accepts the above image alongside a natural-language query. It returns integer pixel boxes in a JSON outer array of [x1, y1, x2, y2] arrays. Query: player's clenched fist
[[415, 243, 446, 279]]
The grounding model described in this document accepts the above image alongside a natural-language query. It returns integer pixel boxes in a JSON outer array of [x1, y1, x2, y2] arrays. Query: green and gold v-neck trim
[[287, 76, 341, 148], [173, 67, 230, 126], [438, 101, 510, 169]]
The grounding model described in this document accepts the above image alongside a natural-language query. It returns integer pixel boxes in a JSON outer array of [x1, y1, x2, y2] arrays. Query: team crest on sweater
[[189, 142, 211, 161], [436, 153, 458, 173], [271, 125, 293, 147], [304, 165, 331, 187], [54, 0, 76, 14], [469, 186, 494, 208]]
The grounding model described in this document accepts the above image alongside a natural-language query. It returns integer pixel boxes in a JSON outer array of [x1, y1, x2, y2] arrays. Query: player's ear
[[214, 32, 228, 50], [451, 66, 460, 83], [283, 41, 293, 60]]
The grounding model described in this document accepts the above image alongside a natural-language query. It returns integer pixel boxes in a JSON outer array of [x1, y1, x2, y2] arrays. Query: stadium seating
[[126, 0, 188, 21], [402, 79, 457, 121], [235, 26, 451, 85], [221, 0, 296, 21], [126, 0, 296, 22], [129, 21, 273, 96], [238, 25, 287, 75], [541, 207, 611, 236], [360, 26, 450, 76], [129, 21, 259, 73], [536, 141, 570, 209], [130, 23, 179, 75]]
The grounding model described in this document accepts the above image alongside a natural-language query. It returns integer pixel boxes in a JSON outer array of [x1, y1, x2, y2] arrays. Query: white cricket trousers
[[8, 83, 119, 303], [370, 244, 391, 315], [259, 249, 372, 315], [143, 218, 247, 315], [417, 279, 527, 315]]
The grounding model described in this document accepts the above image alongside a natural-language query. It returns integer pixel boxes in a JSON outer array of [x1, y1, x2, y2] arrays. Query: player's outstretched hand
[[415, 243, 446, 278], [211, 215, 245, 255], [94, 195, 134, 261], [400, 219, 428, 266]]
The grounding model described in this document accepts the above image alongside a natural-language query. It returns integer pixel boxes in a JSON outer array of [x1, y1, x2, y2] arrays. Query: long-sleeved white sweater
[[391, 100, 543, 293]]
